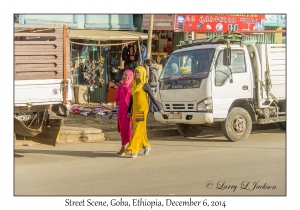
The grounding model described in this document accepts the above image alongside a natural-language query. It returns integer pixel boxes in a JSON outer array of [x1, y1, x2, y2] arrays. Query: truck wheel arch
[[228, 99, 256, 122]]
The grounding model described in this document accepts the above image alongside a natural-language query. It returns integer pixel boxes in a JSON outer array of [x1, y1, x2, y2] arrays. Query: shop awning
[[70, 29, 149, 41]]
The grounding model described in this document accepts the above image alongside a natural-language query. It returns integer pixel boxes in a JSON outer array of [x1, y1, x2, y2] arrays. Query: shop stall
[[141, 15, 175, 76], [69, 29, 149, 104]]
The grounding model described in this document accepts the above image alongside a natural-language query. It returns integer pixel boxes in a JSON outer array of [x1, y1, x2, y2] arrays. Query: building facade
[[15, 14, 148, 103]]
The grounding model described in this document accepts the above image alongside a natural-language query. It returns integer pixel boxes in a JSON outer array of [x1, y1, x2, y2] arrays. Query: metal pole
[[137, 39, 142, 66], [63, 25, 67, 104], [146, 14, 154, 78]]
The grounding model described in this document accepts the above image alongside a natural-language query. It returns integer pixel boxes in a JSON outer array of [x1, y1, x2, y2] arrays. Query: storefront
[[141, 14, 176, 67], [69, 29, 149, 104], [14, 14, 153, 118]]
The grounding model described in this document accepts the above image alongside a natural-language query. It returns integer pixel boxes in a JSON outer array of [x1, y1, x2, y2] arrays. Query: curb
[[14, 123, 279, 147], [14, 124, 179, 146], [58, 124, 105, 143]]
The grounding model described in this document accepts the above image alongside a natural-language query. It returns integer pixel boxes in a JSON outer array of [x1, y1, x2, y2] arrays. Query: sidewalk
[[15, 112, 277, 147], [15, 113, 179, 146], [59, 112, 179, 143]]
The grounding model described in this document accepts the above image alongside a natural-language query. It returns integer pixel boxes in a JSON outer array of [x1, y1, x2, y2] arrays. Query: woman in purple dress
[[109, 70, 134, 155]]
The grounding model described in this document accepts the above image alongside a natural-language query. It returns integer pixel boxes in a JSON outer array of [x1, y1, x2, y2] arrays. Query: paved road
[[14, 129, 285, 196]]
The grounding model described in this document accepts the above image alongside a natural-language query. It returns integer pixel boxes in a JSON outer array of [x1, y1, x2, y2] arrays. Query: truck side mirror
[[223, 48, 231, 66]]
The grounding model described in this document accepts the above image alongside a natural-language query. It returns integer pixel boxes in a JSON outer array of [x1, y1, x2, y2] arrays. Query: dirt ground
[[62, 112, 174, 132], [61, 111, 277, 133]]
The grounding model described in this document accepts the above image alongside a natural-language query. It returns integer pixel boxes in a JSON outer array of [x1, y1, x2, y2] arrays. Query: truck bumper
[[154, 112, 214, 124]]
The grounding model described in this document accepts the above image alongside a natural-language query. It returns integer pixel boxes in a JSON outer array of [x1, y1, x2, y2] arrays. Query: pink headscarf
[[121, 70, 134, 88]]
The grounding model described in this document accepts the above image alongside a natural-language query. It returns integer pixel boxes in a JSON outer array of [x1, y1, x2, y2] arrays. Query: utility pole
[[146, 14, 154, 78]]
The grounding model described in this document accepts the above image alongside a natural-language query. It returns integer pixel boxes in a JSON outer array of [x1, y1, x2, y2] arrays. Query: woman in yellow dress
[[126, 66, 164, 158]]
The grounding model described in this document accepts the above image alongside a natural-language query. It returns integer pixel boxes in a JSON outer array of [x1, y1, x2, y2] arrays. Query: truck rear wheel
[[176, 123, 203, 137], [221, 107, 252, 142]]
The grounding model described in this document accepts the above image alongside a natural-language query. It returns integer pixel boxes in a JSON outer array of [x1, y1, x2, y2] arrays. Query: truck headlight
[[197, 97, 212, 112]]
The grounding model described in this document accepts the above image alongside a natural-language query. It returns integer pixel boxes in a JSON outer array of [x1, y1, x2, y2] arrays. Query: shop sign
[[174, 14, 265, 32], [142, 14, 174, 30]]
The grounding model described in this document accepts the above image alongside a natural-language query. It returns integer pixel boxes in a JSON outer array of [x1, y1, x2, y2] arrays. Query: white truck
[[154, 33, 286, 141], [14, 24, 72, 145]]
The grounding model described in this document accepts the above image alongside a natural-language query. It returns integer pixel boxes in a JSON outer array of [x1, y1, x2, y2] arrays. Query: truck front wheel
[[221, 107, 252, 142], [176, 124, 203, 137]]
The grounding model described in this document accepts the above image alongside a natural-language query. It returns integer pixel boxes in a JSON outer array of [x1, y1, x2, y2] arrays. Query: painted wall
[[133, 14, 143, 32], [18, 14, 133, 30]]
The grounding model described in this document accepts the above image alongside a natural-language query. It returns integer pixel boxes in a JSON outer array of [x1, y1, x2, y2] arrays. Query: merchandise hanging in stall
[[69, 39, 148, 103], [80, 54, 105, 89], [69, 29, 150, 103]]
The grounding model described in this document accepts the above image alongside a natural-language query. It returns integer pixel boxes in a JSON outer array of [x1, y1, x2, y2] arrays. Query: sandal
[[117, 148, 126, 156]]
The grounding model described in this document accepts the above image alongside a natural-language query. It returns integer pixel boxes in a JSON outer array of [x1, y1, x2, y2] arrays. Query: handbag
[[135, 111, 144, 121]]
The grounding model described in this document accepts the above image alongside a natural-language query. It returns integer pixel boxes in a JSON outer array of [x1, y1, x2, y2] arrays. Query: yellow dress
[[125, 87, 152, 154]]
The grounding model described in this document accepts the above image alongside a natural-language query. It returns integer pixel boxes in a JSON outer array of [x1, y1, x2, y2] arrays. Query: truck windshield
[[159, 49, 215, 80]]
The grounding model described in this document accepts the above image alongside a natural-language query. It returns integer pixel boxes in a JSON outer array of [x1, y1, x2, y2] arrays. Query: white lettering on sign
[[240, 18, 259, 24]]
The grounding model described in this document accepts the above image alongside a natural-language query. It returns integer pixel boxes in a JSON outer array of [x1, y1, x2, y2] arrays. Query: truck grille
[[164, 103, 195, 111]]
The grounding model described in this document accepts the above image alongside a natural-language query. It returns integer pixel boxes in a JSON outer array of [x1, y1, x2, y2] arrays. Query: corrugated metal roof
[[70, 29, 149, 41]]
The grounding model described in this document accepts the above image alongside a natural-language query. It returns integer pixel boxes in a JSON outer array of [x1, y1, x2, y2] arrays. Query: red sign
[[174, 14, 265, 32]]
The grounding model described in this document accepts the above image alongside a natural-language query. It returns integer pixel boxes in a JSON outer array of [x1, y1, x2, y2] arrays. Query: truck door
[[212, 49, 253, 118]]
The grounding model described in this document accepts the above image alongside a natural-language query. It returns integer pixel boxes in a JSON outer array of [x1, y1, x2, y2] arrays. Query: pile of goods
[[70, 103, 118, 118]]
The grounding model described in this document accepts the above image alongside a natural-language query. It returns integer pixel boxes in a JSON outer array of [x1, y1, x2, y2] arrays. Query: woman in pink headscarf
[[109, 69, 134, 155]]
